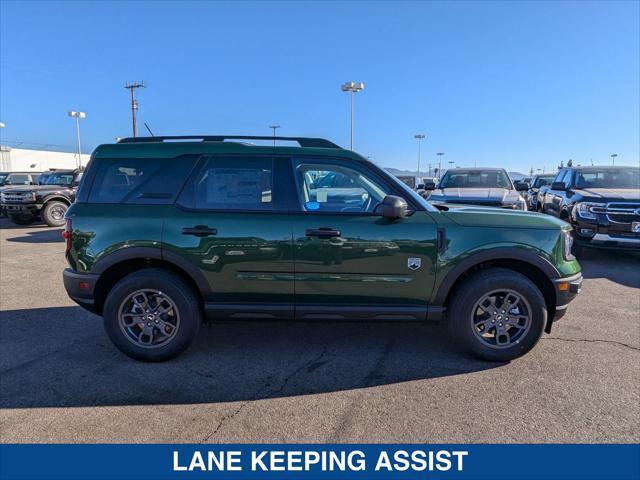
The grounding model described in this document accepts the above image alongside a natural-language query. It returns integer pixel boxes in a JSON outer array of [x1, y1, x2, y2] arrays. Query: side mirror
[[416, 183, 425, 190], [380, 195, 408, 219], [551, 182, 567, 191], [309, 182, 317, 190], [423, 181, 436, 191], [515, 182, 530, 191]]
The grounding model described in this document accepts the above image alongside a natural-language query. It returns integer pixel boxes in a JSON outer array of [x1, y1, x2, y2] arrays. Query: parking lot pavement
[[0, 218, 638, 443]]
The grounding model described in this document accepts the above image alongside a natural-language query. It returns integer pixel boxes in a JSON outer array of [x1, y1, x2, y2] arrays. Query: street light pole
[[611, 153, 618, 165], [68, 111, 86, 168], [436, 152, 445, 178], [414, 134, 425, 178], [269, 125, 280, 146], [341, 81, 364, 150]]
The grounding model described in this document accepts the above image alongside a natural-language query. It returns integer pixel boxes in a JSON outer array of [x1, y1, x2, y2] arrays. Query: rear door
[[289, 157, 439, 320], [162, 155, 295, 319]]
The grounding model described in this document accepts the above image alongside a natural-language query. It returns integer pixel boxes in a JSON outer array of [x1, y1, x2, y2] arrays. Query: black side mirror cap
[[515, 182, 530, 191], [380, 195, 408, 219], [551, 182, 567, 190], [423, 181, 436, 191]]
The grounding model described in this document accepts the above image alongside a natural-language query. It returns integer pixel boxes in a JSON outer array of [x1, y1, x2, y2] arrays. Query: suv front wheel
[[103, 269, 202, 361], [448, 268, 547, 362], [42, 201, 68, 227]]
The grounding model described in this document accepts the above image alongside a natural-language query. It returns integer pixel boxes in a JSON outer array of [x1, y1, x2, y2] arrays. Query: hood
[[1, 184, 71, 193], [442, 205, 569, 230], [573, 188, 640, 201], [429, 188, 522, 204]]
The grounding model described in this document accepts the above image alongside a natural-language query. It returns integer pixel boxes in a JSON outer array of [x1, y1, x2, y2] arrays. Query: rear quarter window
[[87, 156, 196, 204]]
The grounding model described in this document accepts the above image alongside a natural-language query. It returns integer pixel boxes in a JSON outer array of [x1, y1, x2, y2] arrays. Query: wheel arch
[[435, 248, 559, 323], [42, 195, 71, 206], [92, 247, 209, 315]]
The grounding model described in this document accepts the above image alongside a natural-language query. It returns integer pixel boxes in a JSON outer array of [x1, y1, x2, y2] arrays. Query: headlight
[[512, 199, 527, 210], [563, 231, 575, 260], [575, 202, 605, 220]]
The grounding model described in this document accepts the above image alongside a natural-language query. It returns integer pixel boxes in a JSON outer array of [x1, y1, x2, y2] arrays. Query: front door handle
[[306, 227, 341, 239], [182, 225, 218, 237]]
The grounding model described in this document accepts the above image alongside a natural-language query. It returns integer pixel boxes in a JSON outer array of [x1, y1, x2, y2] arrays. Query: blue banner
[[1, 444, 638, 480]]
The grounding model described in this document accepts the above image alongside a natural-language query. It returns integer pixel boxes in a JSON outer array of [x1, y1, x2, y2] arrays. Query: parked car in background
[[395, 175, 435, 198], [426, 168, 529, 210], [1, 169, 84, 226], [0, 171, 42, 217], [63, 135, 581, 363], [540, 166, 640, 252], [525, 174, 556, 211]]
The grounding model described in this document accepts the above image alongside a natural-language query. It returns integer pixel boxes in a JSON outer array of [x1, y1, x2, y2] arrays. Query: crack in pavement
[[199, 332, 360, 443], [543, 336, 640, 352]]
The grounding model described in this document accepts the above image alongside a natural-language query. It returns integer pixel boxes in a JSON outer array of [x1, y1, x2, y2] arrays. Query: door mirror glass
[[380, 195, 408, 219], [551, 182, 566, 191]]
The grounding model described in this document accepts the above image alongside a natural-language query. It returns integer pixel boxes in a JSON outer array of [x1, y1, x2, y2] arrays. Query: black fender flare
[[41, 195, 71, 206], [92, 246, 211, 295], [432, 247, 560, 306]]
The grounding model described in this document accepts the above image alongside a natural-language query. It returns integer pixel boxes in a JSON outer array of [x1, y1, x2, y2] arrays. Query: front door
[[162, 155, 294, 319], [290, 157, 439, 320]]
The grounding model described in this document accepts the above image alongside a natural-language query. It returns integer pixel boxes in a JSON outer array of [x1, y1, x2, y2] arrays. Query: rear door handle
[[306, 227, 341, 239], [182, 225, 218, 237]]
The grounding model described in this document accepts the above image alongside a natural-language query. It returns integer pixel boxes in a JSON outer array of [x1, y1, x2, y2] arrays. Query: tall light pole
[[611, 153, 618, 165], [341, 81, 364, 150], [269, 125, 280, 146], [68, 111, 86, 168], [436, 152, 445, 178], [414, 134, 425, 177], [124, 81, 145, 137]]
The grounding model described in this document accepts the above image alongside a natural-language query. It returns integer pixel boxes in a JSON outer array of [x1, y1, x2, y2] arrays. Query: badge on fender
[[408, 258, 421, 270]]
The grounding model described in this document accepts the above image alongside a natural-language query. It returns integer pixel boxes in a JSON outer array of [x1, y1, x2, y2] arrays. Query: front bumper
[[2, 203, 42, 216], [573, 218, 640, 251], [550, 272, 582, 326], [63, 268, 99, 313]]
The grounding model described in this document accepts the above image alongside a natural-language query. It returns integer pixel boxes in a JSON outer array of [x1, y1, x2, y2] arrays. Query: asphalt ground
[[0, 217, 638, 443]]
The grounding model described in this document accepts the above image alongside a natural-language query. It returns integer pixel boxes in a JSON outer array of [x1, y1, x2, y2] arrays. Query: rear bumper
[[551, 272, 582, 323], [63, 268, 99, 313]]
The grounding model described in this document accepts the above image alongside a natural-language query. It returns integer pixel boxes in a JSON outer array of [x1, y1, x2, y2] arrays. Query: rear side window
[[87, 157, 195, 204], [179, 156, 275, 211]]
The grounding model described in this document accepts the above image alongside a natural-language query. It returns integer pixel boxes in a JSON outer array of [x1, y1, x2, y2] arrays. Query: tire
[[7, 213, 35, 225], [103, 268, 202, 362], [447, 268, 547, 362], [41, 201, 68, 227]]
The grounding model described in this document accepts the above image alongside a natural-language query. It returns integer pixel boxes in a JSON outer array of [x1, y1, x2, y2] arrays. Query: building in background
[[0, 147, 88, 172]]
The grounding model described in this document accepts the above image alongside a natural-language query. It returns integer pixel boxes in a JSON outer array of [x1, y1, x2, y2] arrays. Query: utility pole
[[341, 81, 364, 150], [269, 125, 280, 146], [611, 153, 618, 165], [124, 81, 145, 137], [436, 152, 445, 179]]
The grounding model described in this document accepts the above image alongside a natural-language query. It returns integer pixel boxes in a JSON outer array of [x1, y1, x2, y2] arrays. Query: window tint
[[8, 174, 30, 185], [88, 157, 195, 204], [575, 168, 639, 189], [439, 170, 512, 189], [179, 156, 274, 211], [295, 160, 390, 213]]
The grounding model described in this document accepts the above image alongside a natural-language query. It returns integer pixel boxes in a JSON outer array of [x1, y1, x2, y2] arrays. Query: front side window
[[179, 156, 274, 211], [295, 160, 390, 213], [575, 168, 640, 189], [439, 170, 513, 189]]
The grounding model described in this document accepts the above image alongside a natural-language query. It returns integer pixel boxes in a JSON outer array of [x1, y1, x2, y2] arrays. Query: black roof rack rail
[[117, 135, 342, 149]]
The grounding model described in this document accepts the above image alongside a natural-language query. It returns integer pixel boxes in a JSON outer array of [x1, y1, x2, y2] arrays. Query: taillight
[[63, 219, 72, 255]]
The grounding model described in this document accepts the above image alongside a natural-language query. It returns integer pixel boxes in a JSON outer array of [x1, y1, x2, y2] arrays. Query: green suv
[[63, 136, 582, 362]]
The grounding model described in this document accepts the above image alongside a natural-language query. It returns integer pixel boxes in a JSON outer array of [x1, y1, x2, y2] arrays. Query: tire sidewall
[[42, 201, 68, 227], [448, 269, 547, 362], [103, 270, 201, 361]]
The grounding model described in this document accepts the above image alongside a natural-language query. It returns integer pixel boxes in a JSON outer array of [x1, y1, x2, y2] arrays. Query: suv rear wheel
[[447, 268, 547, 362], [42, 201, 68, 227], [103, 269, 202, 361]]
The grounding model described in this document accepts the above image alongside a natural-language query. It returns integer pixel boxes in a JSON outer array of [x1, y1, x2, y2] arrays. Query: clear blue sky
[[1, 0, 638, 173]]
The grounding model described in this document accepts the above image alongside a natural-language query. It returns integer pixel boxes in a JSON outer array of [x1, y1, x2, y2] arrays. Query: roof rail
[[116, 135, 342, 149]]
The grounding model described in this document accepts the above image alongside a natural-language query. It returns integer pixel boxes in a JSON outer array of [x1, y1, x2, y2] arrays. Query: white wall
[[0, 148, 89, 172]]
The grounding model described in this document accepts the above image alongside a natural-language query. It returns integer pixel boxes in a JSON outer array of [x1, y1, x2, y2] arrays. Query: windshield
[[45, 172, 74, 186], [575, 168, 640, 189], [533, 175, 555, 188], [439, 170, 513, 189]]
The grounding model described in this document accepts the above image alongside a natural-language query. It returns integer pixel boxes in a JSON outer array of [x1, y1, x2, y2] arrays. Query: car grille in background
[[445, 200, 504, 207], [1, 193, 30, 202], [592, 202, 640, 224]]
